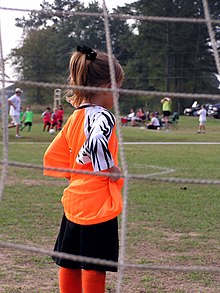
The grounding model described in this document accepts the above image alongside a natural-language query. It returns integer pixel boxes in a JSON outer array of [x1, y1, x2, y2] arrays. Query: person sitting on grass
[[146, 112, 160, 130], [154, 111, 163, 127]]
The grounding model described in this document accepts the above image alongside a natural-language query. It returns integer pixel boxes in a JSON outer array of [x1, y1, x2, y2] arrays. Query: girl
[[51, 108, 58, 131], [43, 45, 124, 293], [57, 104, 64, 130], [42, 107, 52, 131]]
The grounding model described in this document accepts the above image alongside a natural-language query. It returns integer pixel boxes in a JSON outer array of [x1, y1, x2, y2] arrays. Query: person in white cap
[[8, 88, 23, 138]]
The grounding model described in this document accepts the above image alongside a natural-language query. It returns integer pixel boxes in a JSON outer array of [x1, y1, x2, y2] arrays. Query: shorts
[[199, 121, 206, 126], [163, 111, 171, 117], [147, 125, 159, 130], [52, 214, 119, 272], [11, 115, 20, 125], [24, 122, 32, 126]]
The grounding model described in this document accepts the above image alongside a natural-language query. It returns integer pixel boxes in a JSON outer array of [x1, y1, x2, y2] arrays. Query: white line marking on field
[[130, 164, 176, 177], [122, 142, 220, 145]]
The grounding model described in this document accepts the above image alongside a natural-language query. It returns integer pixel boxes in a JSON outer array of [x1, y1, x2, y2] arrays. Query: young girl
[[51, 108, 58, 131], [43, 45, 124, 293], [42, 107, 51, 131], [57, 104, 64, 130], [20, 105, 34, 132]]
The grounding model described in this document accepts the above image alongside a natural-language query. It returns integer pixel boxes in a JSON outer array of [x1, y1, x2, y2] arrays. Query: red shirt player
[[42, 107, 51, 131], [51, 108, 58, 131], [57, 105, 64, 130]]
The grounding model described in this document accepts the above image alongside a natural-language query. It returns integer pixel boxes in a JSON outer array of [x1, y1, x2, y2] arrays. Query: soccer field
[[0, 115, 220, 292]]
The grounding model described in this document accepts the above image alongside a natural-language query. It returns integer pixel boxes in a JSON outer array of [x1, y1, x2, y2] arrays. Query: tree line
[[9, 0, 220, 114]]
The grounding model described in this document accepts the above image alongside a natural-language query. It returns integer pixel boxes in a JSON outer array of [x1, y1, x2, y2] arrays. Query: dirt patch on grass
[[1, 229, 219, 293]]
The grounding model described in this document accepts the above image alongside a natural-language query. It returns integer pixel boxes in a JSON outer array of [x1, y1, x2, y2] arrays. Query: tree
[[114, 0, 220, 113], [8, 0, 220, 113], [9, 0, 131, 105]]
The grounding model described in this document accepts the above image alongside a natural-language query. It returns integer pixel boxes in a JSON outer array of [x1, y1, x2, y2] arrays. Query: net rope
[[0, 0, 220, 291]]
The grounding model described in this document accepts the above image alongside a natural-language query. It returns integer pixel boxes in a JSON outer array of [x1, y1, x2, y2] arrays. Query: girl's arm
[[43, 130, 71, 178]]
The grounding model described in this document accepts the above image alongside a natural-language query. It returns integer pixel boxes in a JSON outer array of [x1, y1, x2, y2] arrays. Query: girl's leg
[[47, 123, 51, 131], [82, 270, 106, 293], [20, 124, 25, 131], [59, 267, 82, 293]]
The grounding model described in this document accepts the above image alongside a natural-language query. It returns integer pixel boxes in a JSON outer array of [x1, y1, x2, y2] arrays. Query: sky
[[0, 0, 137, 78], [1, 1, 219, 88]]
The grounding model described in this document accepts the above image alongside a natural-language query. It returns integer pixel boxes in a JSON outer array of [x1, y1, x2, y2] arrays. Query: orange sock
[[59, 267, 82, 293], [82, 270, 106, 293]]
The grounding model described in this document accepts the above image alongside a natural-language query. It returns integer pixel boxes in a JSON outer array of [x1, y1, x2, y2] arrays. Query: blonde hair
[[66, 49, 124, 107]]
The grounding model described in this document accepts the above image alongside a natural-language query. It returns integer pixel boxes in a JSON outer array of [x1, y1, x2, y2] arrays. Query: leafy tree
[[8, 0, 220, 113], [115, 0, 220, 113], [9, 0, 131, 105]]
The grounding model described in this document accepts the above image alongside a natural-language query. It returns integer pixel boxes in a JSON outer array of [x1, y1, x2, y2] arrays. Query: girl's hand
[[108, 165, 122, 182]]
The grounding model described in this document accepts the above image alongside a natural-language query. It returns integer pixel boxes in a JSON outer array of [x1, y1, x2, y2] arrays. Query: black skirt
[[52, 214, 119, 272]]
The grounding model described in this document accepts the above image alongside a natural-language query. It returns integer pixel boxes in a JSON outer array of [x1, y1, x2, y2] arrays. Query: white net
[[0, 1, 220, 292]]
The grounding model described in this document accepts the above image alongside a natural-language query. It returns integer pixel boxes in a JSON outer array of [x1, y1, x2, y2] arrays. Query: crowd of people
[[6, 87, 65, 138], [42, 105, 64, 132], [121, 97, 172, 130]]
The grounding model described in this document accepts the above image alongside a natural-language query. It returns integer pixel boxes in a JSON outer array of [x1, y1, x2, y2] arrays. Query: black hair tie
[[76, 45, 97, 61]]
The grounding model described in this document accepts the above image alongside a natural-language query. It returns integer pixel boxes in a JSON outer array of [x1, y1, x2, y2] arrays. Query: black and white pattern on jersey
[[76, 106, 115, 172]]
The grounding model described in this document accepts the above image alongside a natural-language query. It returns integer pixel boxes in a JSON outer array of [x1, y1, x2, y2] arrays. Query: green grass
[[0, 115, 220, 292]]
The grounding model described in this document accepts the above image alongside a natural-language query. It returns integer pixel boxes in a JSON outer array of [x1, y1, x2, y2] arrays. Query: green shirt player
[[20, 106, 34, 132]]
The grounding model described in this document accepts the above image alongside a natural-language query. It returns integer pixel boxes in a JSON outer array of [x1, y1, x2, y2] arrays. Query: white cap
[[15, 88, 23, 93]]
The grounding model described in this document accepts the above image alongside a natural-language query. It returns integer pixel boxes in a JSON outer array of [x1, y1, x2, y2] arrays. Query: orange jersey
[[43, 105, 123, 225]]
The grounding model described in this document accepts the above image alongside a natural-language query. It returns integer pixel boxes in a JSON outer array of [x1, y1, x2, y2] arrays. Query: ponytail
[[66, 47, 124, 107]]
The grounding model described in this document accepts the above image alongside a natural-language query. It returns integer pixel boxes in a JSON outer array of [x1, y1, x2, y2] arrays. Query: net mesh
[[0, 1, 220, 292]]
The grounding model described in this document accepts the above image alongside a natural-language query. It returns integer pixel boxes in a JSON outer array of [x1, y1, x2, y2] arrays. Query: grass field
[[0, 114, 220, 292]]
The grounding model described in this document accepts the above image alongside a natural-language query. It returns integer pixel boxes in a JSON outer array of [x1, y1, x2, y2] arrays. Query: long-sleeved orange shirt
[[43, 105, 123, 225]]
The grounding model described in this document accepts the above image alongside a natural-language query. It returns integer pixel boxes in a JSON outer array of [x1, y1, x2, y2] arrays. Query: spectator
[[131, 108, 146, 126], [154, 111, 163, 127], [121, 108, 135, 126], [146, 112, 160, 130], [161, 97, 171, 129], [126, 108, 135, 121], [197, 104, 206, 134]]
